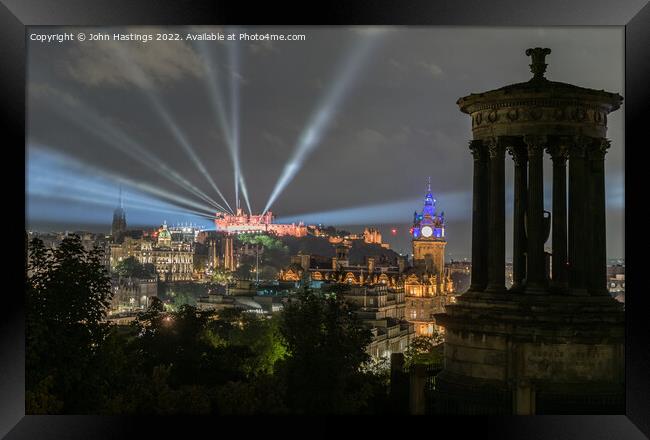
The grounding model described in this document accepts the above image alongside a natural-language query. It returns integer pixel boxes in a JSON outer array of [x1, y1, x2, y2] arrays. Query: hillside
[[280, 235, 400, 265]]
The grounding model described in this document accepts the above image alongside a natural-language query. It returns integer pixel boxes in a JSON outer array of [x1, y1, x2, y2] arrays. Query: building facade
[[279, 251, 414, 359], [109, 276, 158, 314], [109, 223, 194, 282], [279, 247, 404, 289], [345, 285, 413, 359]]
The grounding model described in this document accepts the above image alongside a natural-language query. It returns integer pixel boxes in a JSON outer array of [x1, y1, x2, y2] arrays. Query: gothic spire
[[423, 177, 435, 217]]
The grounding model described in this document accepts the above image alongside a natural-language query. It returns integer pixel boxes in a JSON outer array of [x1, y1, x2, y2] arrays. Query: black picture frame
[[5, 0, 649, 437]]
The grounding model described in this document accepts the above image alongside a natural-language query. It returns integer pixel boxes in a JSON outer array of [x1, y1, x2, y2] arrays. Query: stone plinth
[[434, 290, 624, 414]]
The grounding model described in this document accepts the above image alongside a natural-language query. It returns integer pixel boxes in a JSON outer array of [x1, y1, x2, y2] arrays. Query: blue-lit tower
[[411, 178, 447, 277]]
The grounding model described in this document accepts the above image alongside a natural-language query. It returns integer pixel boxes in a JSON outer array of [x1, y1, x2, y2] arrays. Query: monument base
[[434, 289, 625, 414]]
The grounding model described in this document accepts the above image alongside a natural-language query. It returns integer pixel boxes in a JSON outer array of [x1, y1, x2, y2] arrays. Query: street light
[[255, 243, 260, 286]]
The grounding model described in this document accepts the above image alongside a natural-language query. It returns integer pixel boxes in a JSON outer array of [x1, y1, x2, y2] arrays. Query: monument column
[[507, 142, 528, 291], [547, 140, 569, 291], [486, 137, 506, 292], [469, 140, 489, 291], [587, 139, 610, 296], [568, 136, 590, 295], [523, 135, 548, 293]]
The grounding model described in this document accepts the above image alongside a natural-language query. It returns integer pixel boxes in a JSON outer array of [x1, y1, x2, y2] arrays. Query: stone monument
[[434, 48, 624, 414]]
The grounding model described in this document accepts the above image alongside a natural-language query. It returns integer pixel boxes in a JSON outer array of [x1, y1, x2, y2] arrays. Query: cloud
[[354, 126, 411, 155], [28, 82, 81, 108], [65, 27, 204, 89], [187, 25, 225, 34], [248, 40, 278, 54], [229, 70, 248, 85], [418, 61, 444, 77], [310, 78, 325, 90], [350, 27, 392, 36], [389, 58, 408, 71], [356, 128, 388, 145], [262, 131, 290, 154], [277, 190, 471, 225], [606, 173, 624, 209]]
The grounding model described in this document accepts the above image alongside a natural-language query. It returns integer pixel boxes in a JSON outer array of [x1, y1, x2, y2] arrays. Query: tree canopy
[[26, 235, 113, 413], [236, 233, 290, 270], [277, 288, 379, 413], [404, 334, 444, 368], [114, 256, 156, 279], [26, 237, 403, 414], [211, 268, 234, 285]]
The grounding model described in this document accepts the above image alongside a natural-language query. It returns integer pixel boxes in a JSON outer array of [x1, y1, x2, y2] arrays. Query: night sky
[[26, 26, 624, 258]]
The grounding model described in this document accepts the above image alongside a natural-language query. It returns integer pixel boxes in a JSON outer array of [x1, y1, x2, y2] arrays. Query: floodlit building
[[344, 284, 413, 359], [109, 222, 194, 282], [215, 208, 308, 237]]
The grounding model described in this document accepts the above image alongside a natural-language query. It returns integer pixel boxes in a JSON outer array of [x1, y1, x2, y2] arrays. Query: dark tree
[[323, 282, 352, 296], [26, 236, 392, 414], [404, 334, 444, 368], [278, 288, 374, 413], [131, 303, 259, 388], [234, 262, 252, 280], [26, 235, 113, 413], [115, 256, 156, 278], [228, 314, 287, 376]]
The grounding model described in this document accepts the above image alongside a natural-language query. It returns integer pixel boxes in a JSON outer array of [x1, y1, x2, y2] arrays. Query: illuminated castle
[[215, 208, 308, 237]]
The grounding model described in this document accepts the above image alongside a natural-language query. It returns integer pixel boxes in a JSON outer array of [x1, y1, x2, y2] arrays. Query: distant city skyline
[[27, 26, 624, 259]]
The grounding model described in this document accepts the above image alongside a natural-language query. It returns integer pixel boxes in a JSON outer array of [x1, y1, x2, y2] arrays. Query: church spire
[[119, 184, 123, 209], [423, 177, 435, 217], [112, 184, 127, 242]]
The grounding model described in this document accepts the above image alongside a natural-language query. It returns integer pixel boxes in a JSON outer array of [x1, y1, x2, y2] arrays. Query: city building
[[194, 231, 236, 273], [435, 48, 624, 414], [363, 227, 384, 246], [197, 292, 285, 315], [196, 293, 241, 313], [607, 262, 624, 303], [109, 275, 157, 314], [403, 181, 455, 336], [278, 240, 415, 359], [344, 284, 413, 359], [446, 260, 472, 294], [108, 222, 194, 282], [325, 227, 391, 249], [279, 181, 456, 343], [168, 223, 205, 243], [279, 246, 404, 288], [215, 208, 308, 237]]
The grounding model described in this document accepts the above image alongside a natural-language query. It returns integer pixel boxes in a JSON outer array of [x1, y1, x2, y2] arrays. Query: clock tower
[[411, 178, 447, 278]]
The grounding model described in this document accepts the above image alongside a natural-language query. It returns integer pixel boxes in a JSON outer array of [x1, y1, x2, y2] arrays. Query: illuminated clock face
[[421, 226, 433, 237]]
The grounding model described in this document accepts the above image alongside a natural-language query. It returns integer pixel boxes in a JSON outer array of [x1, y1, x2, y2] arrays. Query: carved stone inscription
[[522, 343, 617, 382]]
